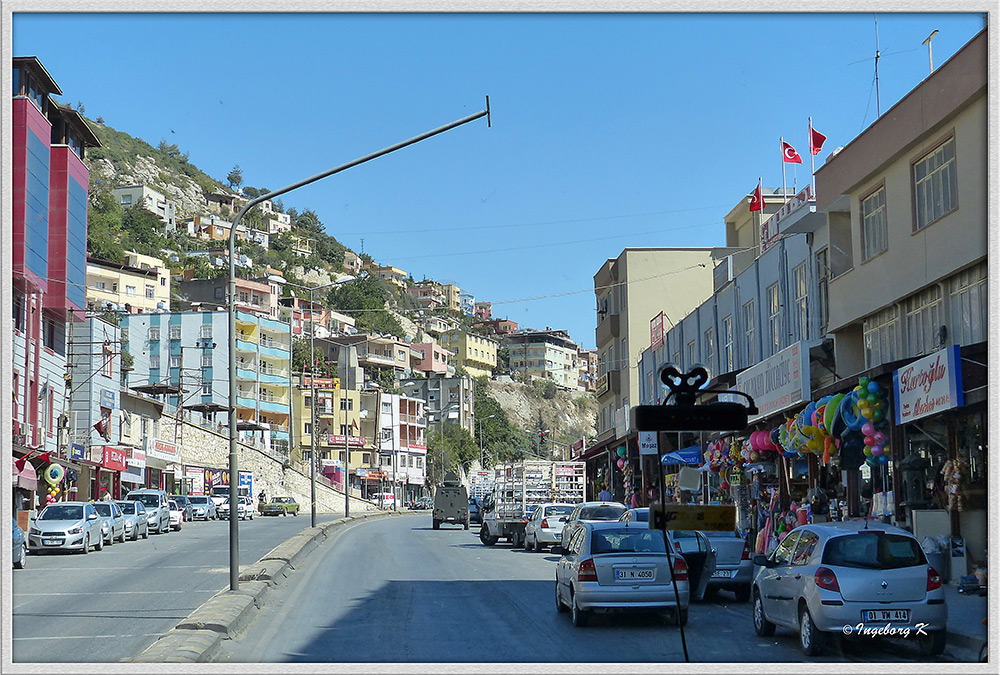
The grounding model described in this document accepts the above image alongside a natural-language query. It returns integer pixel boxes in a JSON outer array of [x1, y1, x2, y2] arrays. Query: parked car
[[468, 498, 483, 525], [93, 501, 127, 545], [171, 495, 195, 522], [124, 489, 171, 534], [12, 517, 27, 569], [259, 496, 300, 517], [559, 501, 628, 549], [217, 498, 232, 520], [618, 508, 717, 602], [412, 496, 433, 510], [751, 520, 948, 657], [115, 500, 149, 540], [167, 500, 184, 531], [704, 529, 754, 602], [187, 495, 217, 521], [524, 502, 575, 552], [238, 496, 255, 520], [554, 521, 690, 627], [27, 502, 104, 554]]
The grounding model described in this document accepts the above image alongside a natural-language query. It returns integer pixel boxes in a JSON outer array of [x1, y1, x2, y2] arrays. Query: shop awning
[[12, 460, 37, 491]]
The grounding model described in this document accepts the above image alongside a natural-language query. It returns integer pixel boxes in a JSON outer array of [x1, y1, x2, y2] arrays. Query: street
[[214, 515, 974, 665], [11, 513, 340, 663]]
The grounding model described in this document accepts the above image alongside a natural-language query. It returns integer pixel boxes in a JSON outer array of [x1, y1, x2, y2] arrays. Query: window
[[949, 262, 988, 346], [721, 316, 734, 373], [792, 263, 809, 340], [169, 326, 181, 340], [202, 353, 213, 368], [145, 285, 155, 299], [816, 248, 829, 334], [792, 530, 820, 565], [767, 283, 781, 356], [202, 383, 212, 396], [863, 306, 899, 369], [160, 277, 167, 287], [150, 354, 160, 369], [904, 285, 943, 356], [102, 343, 114, 378], [861, 185, 888, 260], [686, 340, 695, 367], [742, 299, 755, 364], [215, 287, 224, 299], [703, 327, 715, 373], [339, 425, 348, 435], [96, 281, 106, 291], [340, 398, 353, 411], [201, 325, 213, 339], [169, 354, 181, 368], [304, 423, 312, 435], [120, 194, 132, 205], [913, 137, 958, 230], [125, 285, 137, 297], [149, 326, 160, 341]]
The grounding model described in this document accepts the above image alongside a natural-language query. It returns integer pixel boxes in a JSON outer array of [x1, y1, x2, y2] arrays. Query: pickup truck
[[259, 496, 300, 516]]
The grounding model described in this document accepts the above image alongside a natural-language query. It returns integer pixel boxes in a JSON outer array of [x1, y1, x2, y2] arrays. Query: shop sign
[[595, 373, 609, 396], [761, 185, 812, 253], [129, 448, 146, 470], [147, 438, 178, 462], [893, 345, 964, 425], [204, 468, 229, 489], [661, 444, 702, 465], [186, 467, 205, 495], [70, 443, 86, 461], [326, 434, 366, 447], [100, 389, 117, 410], [405, 443, 427, 450], [650, 311, 665, 351], [724, 341, 809, 422], [639, 431, 659, 456], [102, 446, 128, 472]]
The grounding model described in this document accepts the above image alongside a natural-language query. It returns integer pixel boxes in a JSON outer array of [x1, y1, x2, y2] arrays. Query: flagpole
[[780, 137, 788, 204], [757, 177, 763, 256], [809, 117, 816, 194]]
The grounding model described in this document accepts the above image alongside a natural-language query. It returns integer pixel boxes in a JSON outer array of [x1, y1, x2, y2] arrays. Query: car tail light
[[814, 567, 841, 592], [578, 558, 598, 582], [541, 518, 549, 529], [927, 566, 942, 591], [741, 538, 752, 560], [672, 556, 688, 581]]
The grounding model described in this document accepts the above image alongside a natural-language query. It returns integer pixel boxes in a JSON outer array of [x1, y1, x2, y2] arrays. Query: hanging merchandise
[[854, 378, 892, 468], [940, 457, 970, 512]]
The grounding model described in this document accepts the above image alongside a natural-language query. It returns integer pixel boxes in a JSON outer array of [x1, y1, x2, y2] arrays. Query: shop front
[[144, 438, 178, 491]]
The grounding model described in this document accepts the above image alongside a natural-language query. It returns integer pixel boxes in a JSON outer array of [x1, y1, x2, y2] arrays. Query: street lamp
[[433, 402, 460, 483], [283, 277, 354, 528], [477, 414, 496, 467], [226, 101, 490, 591]]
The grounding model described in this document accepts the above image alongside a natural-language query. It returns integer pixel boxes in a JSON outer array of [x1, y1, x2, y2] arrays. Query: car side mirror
[[752, 554, 771, 567], [550, 546, 564, 555], [88, 514, 98, 521]]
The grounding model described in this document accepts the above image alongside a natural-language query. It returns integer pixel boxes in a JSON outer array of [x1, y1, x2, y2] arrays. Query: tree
[[227, 164, 243, 192], [292, 337, 327, 374], [427, 422, 478, 486], [242, 186, 260, 199]]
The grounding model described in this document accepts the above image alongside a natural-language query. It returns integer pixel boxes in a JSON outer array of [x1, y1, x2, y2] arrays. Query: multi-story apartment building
[[370, 264, 408, 288], [343, 250, 363, 275], [292, 377, 366, 472], [578, 348, 598, 393], [504, 329, 582, 390], [315, 335, 412, 386], [405, 282, 446, 310], [174, 276, 277, 319], [290, 234, 316, 258], [121, 309, 292, 460], [410, 342, 454, 376], [414, 314, 460, 339], [368, 392, 427, 504], [278, 296, 356, 339], [112, 185, 177, 232], [182, 214, 250, 243], [400, 375, 476, 440], [12, 57, 100, 507], [460, 290, 475, 316], [441, 330, 499, 378], [474, 301, 492, 320], [441, 283, 461, 313], [86, 252, 171, 314], [471, 318, 519, 336]]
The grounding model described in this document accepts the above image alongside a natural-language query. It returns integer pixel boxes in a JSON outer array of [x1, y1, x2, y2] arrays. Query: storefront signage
[[70, 444, 86, 461], [186, 467, 205, 495], [724, 341, 809, 423], [147, 438, 178, 462], [100, 389, 116, 410], [405, 443, 427, 450], [595, 373, 609, 397], [326, 434, 366, 447], [650, 312, 665, 352], [761, 185, 812, 253], [639, 431, 659, 456], [660, 444, 702, 465], [102, 446, 128, 472], [129, 448, 146, 469], [893, 345, 964, 425]]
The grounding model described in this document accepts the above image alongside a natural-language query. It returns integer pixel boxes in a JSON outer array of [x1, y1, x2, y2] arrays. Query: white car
[[524, 503, 575, 552], [237, 496, 254, 520], [167, 500, 184, 531]]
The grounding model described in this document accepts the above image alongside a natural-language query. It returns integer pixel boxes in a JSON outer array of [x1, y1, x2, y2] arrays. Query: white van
[[210, 485, 249, 508]]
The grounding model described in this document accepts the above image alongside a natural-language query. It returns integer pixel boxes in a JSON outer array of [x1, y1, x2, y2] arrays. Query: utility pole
[[922, 29, 939, 74]]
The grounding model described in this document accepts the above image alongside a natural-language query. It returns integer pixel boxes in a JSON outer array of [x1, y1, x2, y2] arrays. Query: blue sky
[[12, 11, 987, 350]]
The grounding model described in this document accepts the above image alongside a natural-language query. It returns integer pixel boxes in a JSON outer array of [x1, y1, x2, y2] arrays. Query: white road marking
[[17, 590, 193, 596], [14, 634, 165, 641]]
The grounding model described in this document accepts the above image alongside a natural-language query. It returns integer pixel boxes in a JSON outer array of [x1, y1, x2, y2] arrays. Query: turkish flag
[[749, 183, 763, 212], [810, 125, 827, 156], [782, 141, 803, 164]]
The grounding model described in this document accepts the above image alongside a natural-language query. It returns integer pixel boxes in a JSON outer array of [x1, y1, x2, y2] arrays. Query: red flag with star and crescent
[[781, 141, 803, 164], [749, 181, 763, 212]]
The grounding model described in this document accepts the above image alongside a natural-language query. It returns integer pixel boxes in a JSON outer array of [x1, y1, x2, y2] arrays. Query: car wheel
[[464, 519, 469, 530], [292, 510, 298, 516], [142, 528, 149, 539], [14, 542, 26, 569], [432, 519, 440, 530], [95, 533, 104, 551], [918, 630, 946, 656], [118, 530, 126, 543], [81, 534, 90, 554], [799, 604, 826, 656], [105, 532, 113, 546], [571, 590, 589, 627], [480, 525, 496, 546], [555, 579, 568, 613], [753, 590, 775, 637], [524, 534, 533, 551], [734, 586, 751, 603]]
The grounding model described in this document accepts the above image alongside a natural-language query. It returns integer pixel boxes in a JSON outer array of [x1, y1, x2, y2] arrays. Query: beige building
[[592, 247, 736, 442], [441, 330, 498, 378], [504, 329, 582, 390], [86, 252, 171, 314], [442, 283, 461, 313], [370, 264, 408, 288]]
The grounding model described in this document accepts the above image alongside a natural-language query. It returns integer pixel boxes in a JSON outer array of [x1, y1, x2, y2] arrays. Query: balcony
[[259, 399, 290, 414], [595, 313, 620, 346]]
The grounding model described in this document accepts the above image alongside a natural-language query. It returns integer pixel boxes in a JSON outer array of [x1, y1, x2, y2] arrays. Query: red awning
[[12, 460, 37, 491]]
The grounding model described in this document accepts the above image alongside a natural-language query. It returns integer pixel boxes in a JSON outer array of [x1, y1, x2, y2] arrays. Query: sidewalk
[[942, 582, 988, 654]]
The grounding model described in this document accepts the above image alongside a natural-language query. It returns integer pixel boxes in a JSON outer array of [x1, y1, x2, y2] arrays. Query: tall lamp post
[[477, 414, 496, 468], [226, 100, 491, 591], [283, 277, 354, 528], [434, 402, 460, 483]]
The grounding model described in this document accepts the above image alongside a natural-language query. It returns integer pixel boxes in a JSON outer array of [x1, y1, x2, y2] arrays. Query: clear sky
[[11, 10, 988, 350]]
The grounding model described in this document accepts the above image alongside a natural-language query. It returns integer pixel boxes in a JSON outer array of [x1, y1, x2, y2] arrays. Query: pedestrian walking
[[598, 485, 612, 501]]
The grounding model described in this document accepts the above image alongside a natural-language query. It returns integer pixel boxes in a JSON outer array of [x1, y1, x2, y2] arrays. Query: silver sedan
[[186, 495, 217, 521], [93, 501, 127, 545], [115, 500, 149, 540], [554, 521, 690, 627], [524, 503, 575, 552]]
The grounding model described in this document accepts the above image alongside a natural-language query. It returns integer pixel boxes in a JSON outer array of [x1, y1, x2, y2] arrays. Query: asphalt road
[[214, 515, 977, 665], [11, 511, 340, 663]]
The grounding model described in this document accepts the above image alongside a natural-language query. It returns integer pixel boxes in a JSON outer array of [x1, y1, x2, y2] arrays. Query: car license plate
[[616, 569, 654, 581], [711, 569, 732, 578], [862, 609, 910, 622], [43, 538, 61, 546]]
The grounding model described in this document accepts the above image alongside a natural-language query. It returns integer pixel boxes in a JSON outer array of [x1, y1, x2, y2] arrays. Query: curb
[[130, 509, 404, 662]]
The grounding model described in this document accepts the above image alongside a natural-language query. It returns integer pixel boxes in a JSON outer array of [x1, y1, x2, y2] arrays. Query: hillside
[[485, 379, 597, 456]]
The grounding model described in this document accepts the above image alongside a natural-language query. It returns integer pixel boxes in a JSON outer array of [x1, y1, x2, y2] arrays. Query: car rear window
[[591, 529, 667, 554], [580, 505, 627, 520], [189, 496, 209, 504], [822, 532, 927, 570], [546, 505, 574, 516]]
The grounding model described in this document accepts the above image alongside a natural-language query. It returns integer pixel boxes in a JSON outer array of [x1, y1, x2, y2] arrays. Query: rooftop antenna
[[874, 13, 882, 117], [922, 29, 939, 75]]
